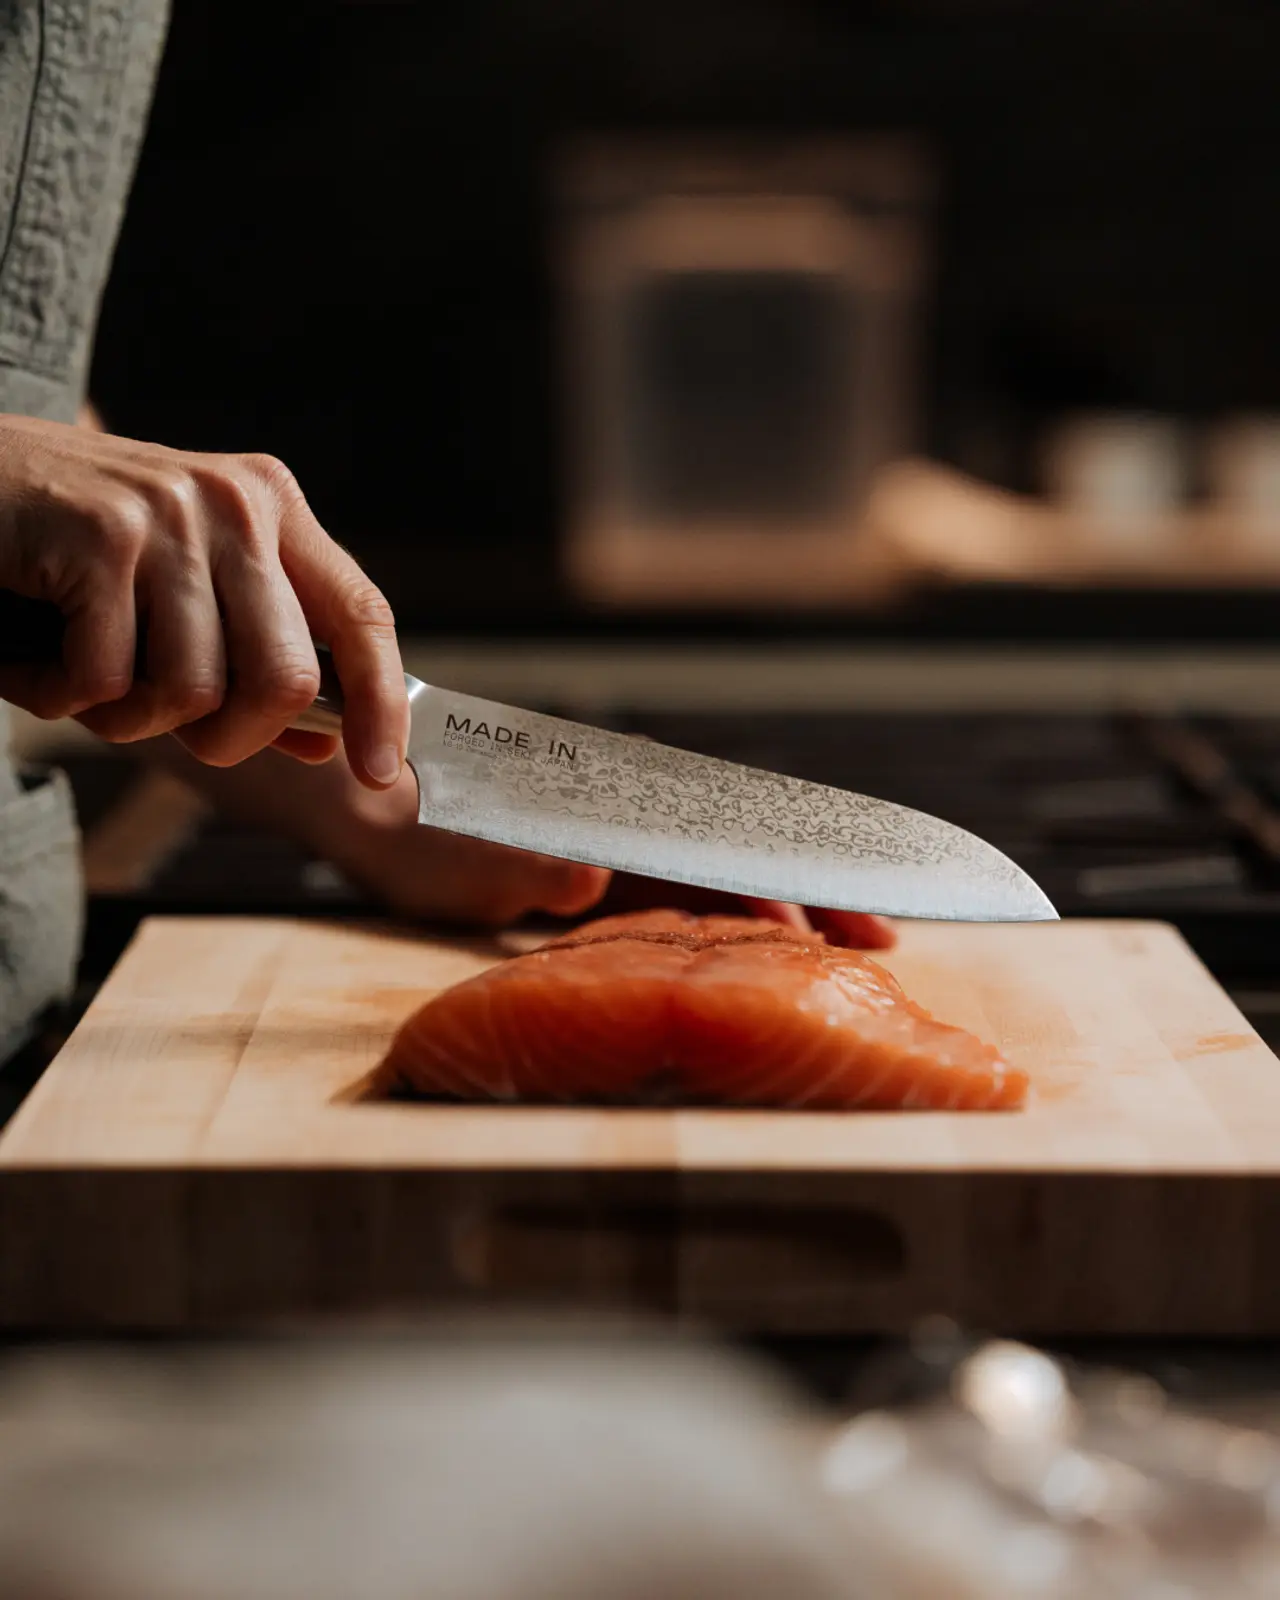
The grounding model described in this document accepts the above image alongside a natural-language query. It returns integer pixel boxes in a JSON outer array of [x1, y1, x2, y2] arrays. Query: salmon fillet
[[382, 910, 1027, 1111]]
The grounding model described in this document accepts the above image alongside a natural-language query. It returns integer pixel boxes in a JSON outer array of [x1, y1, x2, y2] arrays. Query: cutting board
[[2, 915, 1280, 1336]]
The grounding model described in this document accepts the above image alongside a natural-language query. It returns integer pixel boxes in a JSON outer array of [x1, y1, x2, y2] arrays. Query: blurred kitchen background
[[13, 0, 1280, 1077], [88, 0, 1280, 628]]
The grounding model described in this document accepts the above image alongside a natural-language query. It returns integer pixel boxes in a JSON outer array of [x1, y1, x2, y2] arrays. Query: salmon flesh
[[382, 910, 1026, 1111]]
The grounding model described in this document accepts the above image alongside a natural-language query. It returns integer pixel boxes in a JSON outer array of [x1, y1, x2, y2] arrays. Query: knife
[[0, 593, 1056, 922]]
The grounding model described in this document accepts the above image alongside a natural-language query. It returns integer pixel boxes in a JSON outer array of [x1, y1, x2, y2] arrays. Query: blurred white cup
[[1041, 413, 1187, 554]]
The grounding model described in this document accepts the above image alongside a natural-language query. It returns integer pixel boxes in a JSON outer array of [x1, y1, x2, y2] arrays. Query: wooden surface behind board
[[1, 915, 1279, 1336]]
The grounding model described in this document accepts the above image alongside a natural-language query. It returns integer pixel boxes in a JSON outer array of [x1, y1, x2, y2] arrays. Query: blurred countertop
[[14, 637, 1280, 763]]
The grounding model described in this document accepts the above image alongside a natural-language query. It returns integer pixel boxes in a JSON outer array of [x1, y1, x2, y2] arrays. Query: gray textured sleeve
[[0, 1, 167, 1050], [0, 0, 169, 420], [0, 744, 83, 1063], [0, 706, 16, 806]]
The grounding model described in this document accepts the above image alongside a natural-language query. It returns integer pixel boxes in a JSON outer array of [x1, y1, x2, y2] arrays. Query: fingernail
[[366, 743, 403, 785]]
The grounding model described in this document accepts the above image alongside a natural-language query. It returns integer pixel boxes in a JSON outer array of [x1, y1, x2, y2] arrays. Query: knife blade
[[0, 594, 1056, 921]]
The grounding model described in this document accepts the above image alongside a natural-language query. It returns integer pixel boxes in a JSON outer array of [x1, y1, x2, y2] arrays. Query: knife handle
[[0, 590, 348, 736]]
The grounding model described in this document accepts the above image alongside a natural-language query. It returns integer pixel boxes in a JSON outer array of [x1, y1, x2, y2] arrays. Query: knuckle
[[92, 489, 151, 562], [144, 468, 201, 535], [249, 657, 321, 716], [202, 467, 264, 545], [337, 578, 396, 634], [169, 676, 224, 722], [85, 667, 134, 706], [240, 451, 301, 504]]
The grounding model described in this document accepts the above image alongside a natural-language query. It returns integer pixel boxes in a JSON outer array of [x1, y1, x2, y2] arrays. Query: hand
[[592, 879, 896, 951], [310, 760, 896, 949], [0, 414, 406, 789], [146, 737, 897, 950]]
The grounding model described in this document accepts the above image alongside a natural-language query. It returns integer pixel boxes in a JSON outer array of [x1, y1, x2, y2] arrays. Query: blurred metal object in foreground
[[825, 1323, 1280, 1599], [555, 136, 932, 610], [0, 1333, 861, 1600]]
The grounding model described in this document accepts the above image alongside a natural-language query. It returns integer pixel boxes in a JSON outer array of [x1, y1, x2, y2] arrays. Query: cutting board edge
[[0, 1163, 1278, 1336]]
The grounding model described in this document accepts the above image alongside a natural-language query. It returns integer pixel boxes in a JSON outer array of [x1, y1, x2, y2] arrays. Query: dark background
[[89, 0, 1280, 632]]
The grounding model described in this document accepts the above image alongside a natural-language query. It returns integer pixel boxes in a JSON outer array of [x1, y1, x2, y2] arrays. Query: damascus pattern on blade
[[405, 686, 1054, 921]]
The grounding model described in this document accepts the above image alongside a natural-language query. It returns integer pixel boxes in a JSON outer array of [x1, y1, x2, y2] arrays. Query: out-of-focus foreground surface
[[0, 1335, 851, 1600], [4, 1328, 1280, 1598]]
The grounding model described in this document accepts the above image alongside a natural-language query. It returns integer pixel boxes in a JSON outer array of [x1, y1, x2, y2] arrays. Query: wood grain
[[2, 915, 1278, 1335]]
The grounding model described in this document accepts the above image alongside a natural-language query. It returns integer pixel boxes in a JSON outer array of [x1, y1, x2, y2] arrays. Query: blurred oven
[[555, 137, 932, 609]]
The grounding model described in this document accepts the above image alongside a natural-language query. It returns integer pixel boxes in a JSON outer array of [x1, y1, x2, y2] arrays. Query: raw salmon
[[382, 910, 1026, 1111]]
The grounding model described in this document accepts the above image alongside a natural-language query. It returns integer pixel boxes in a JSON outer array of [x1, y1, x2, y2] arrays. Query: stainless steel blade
[[0, 601, 1053, 918], [390, 681, 1057, 923]]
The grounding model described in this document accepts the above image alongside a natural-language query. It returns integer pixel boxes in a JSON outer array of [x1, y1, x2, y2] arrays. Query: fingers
[[542, 862, 612, 918], [372, 825, 610, 927], [62, 577, 138, 713], [739, 897, 814, 934], [67, 464, 316, 757], [0, 471, 141, 721], [742, 898, 897, 949], [562, 874, 893, 947], [270, 728, 341, 765], [77, 543, 225, 744], [0, 577, 136, 722], [588, 874, 765, 920], [808, 908, 898, 950], [269, 467, 407, 790], [438, 839, 609, 925], [175, 525, 319, 767]]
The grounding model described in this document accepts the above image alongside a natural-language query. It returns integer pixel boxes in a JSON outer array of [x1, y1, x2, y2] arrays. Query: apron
[[0, 0, 168, 1054]]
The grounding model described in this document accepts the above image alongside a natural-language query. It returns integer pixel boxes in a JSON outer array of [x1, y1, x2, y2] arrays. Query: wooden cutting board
[[2, 914, 1279, 1337]]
